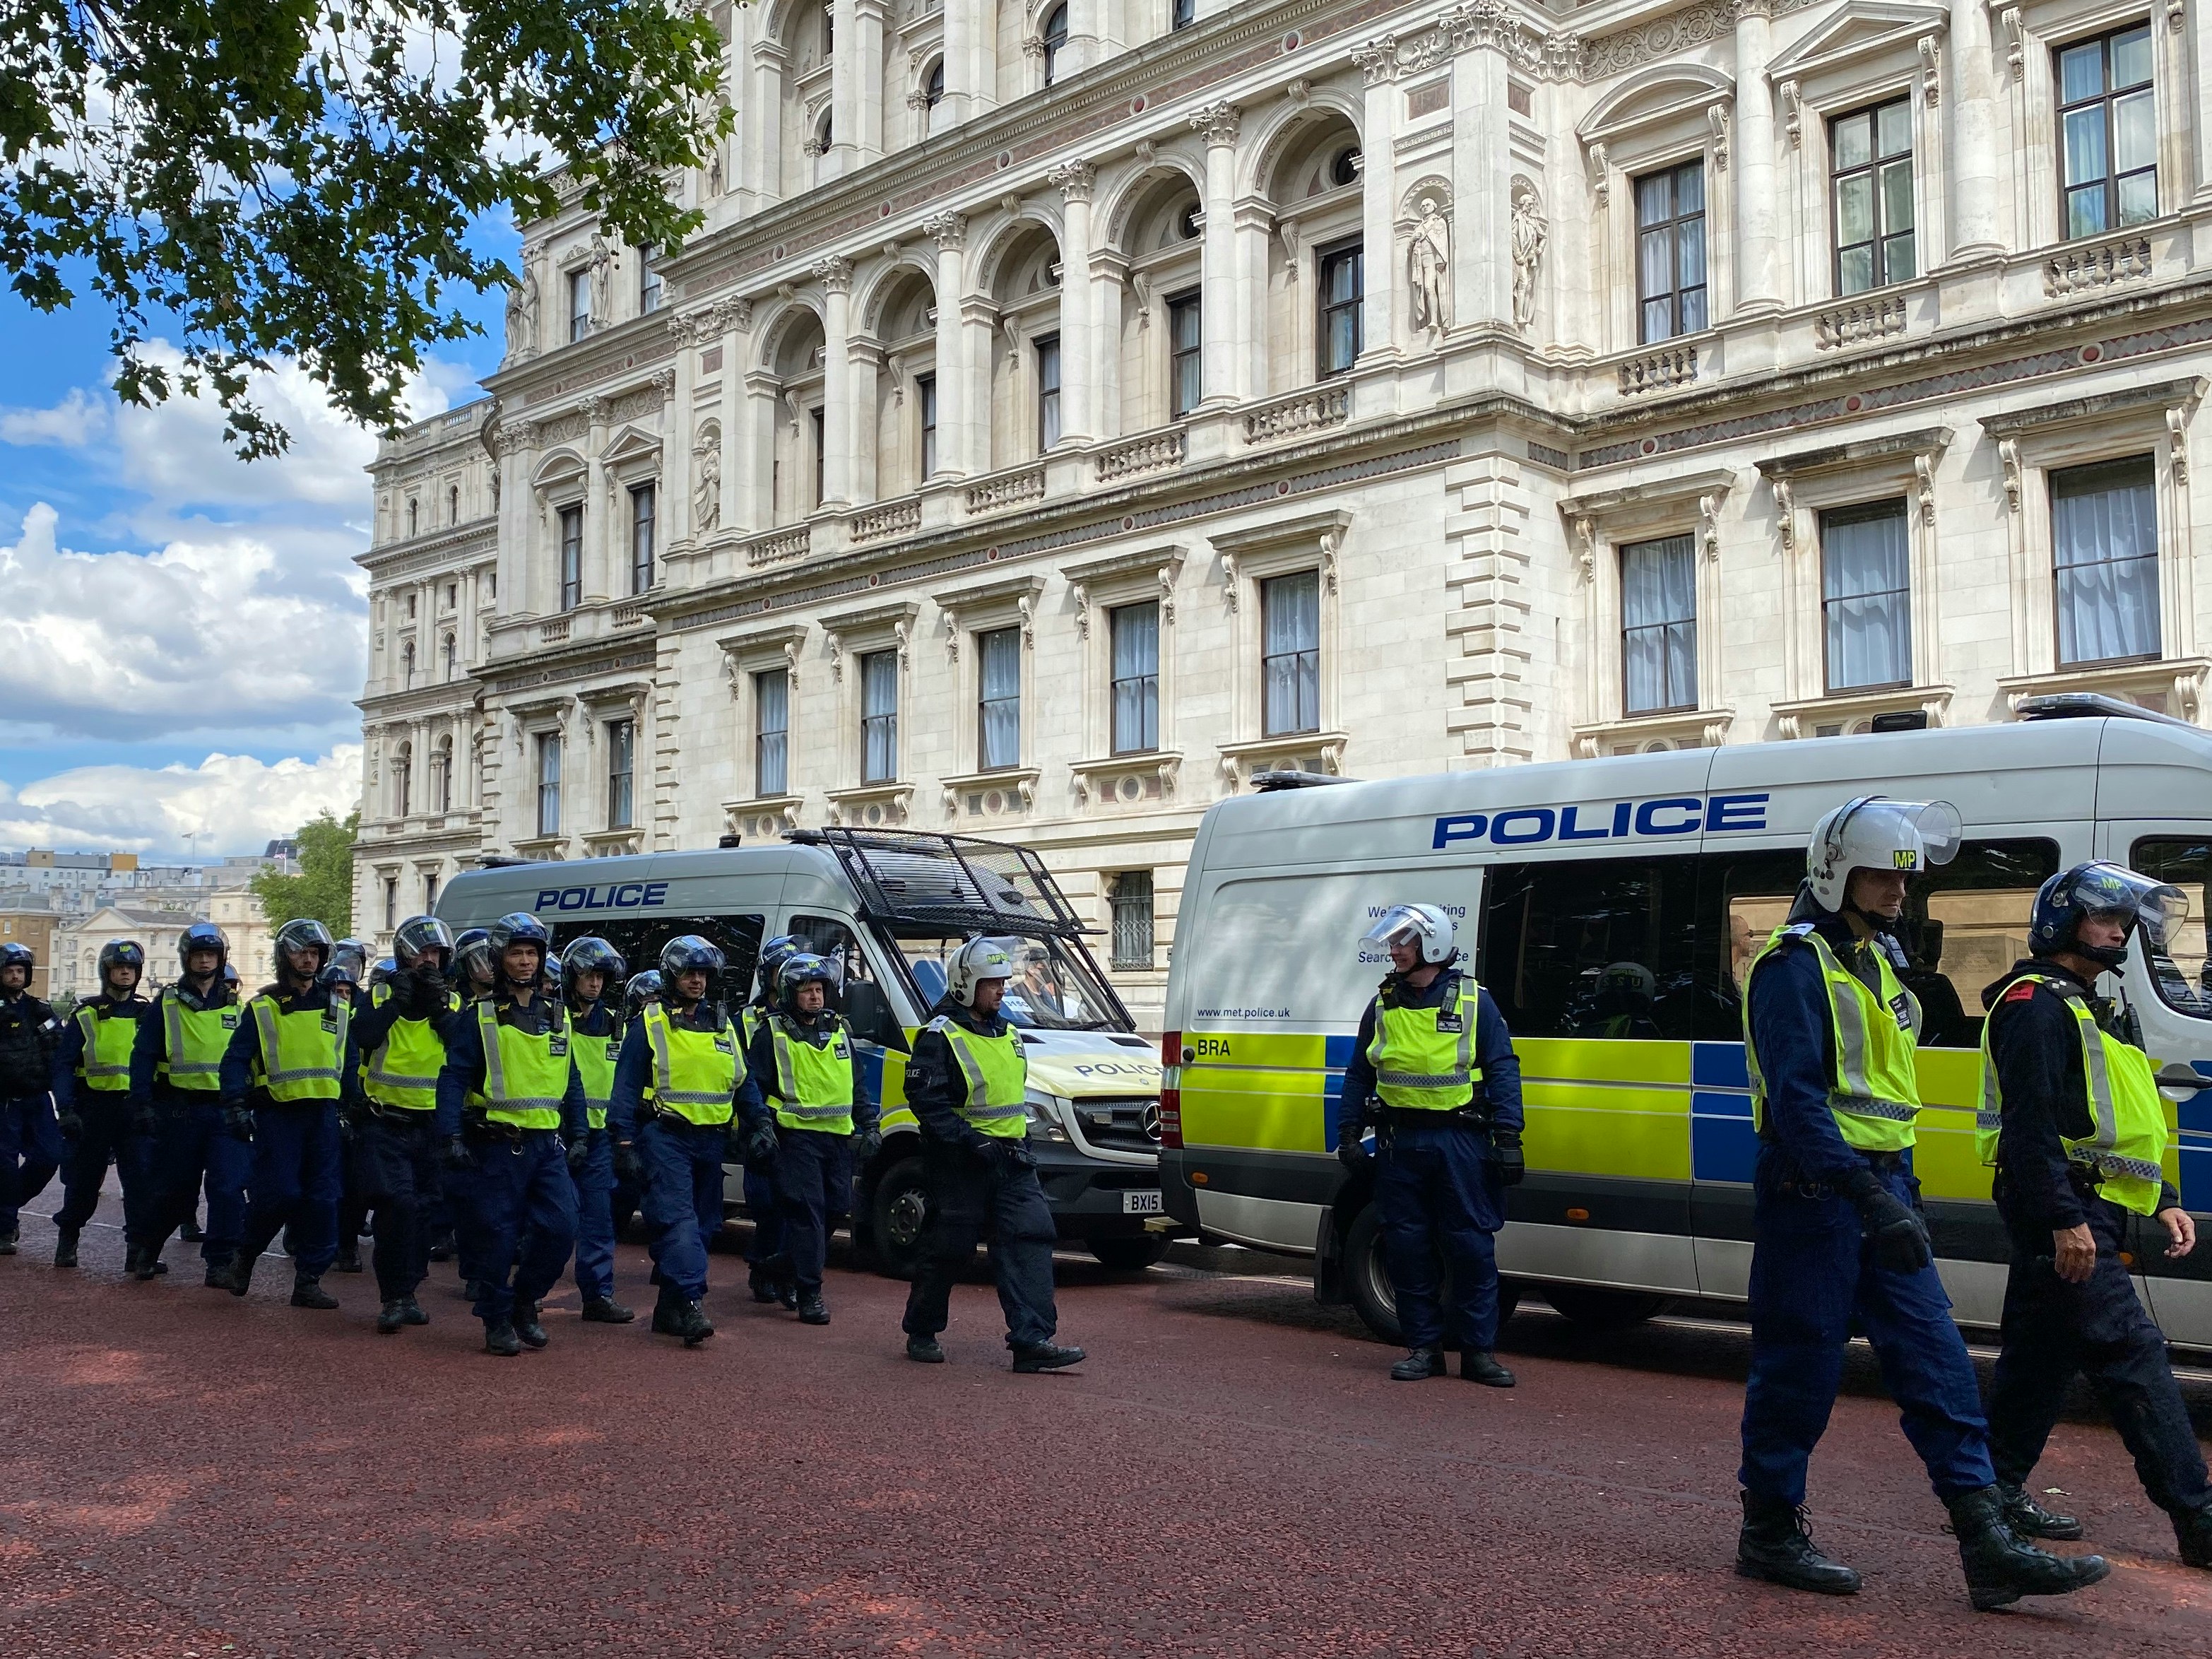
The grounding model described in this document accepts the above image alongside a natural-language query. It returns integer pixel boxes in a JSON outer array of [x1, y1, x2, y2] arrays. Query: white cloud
[[1, 387, 107, 448], [0, 747, 362, 858]]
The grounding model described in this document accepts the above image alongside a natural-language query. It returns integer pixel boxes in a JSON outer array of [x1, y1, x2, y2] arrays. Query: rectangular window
[[1168, 291, 1202, 418], [1109, 601, 1160, 755], [1821, 499, 1912, 692], [1478, 856, 1702, 1039], [536, 733, 562, 837], [629, 483, 656, 594], [1620, 533, 1697, 715], [1171, 0, 1195, 27], [2052, 455, 2159, 666], [558, 504, 583, 612], [976, 627, 1022, 770], [2058, 24, 2157, 239], [569, 268, 591, 342], [1317, 240, 1364, 377], [755, 669, 790, 797], [917, 372, 938, 478], [1260, 570, 1320, 736], [606, 718, 635, 830], [1830, 96, 1915, 295], [860, 649, 898, 784], [639, 248, 663, 314], [1110, 870, 1156, 971], [810, 406, 826, 507], [2128, 837, 2212, 1016], [423, 872, 439, 914], [383, 878, 398, 931], [1036, 335, 1063, 451], [1636, 161, 1708, 343]]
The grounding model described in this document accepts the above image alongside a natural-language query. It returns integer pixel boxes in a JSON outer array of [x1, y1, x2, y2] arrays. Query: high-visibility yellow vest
[[158, 987, 237, 1092], [641, 1003, 742, 1126], [572, 1008, 622, 1130], [363, 982, 456, 1112], [740, 1004, 764, 1046], [249, 995, 351, 1104], [767, 1012, 858, 1135], [930, 1015, 1027, 1139], [1977, 972, 2170, 1216], [1367, 976, 1483, 1112], [73, 1001, 141, 1093], [466, 999, 572, 1130], [1744, 923, 1922, 1152]]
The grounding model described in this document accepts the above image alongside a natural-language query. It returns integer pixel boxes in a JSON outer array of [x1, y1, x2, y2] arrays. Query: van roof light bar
[[2016, 691, 2201, 731], [787, 827, 1099, 936], [1251, 769, 1356, 791]]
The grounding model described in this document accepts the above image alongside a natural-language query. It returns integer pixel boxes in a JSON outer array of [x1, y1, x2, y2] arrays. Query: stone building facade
[[358, 0, 2212, 1023]]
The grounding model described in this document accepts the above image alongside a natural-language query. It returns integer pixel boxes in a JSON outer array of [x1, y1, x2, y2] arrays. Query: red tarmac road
[[2, 1196, 2208, 1659]]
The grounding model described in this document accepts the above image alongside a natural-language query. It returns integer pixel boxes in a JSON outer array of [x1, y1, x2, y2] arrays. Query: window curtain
[[755, 671, 788, 796], [862, 651, 898, 783], [1262, 572, 1320, 736], [2054, 461, 2159, 665], [979, 629, 1022, 769], [1621, 536, 1696, 715], [1111, 603, 1159, 752], [1823, 506, 1911, 690]]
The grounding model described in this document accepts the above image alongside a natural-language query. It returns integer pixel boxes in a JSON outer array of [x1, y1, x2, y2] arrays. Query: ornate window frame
[[820, 598, 920, 823], [1209, 510, 1349, 790], [1065, 543, 1187, 809], [718, 622, 810, 837], [935, 572, 1048, 818]]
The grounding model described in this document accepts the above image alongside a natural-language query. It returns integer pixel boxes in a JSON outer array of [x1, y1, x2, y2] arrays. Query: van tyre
[[867, 1154, 930, 1281], [1341, 1203, 1520, 1346], [1542, 1283, 1668, 1330], [1087, 1234, 1170, 1273]]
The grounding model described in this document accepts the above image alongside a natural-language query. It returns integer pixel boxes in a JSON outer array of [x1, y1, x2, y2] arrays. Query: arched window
[[1331, 146, 1361, 188], [406, 498, 418, 536], [401, 640, 415, 687], [1041, 5, 1068, 86], [448, 485, 459, 523], [442, 633, 457, 680], [433, 738, 454, 815], [816, 109, 834, 153], [925, 58, 945, 108]]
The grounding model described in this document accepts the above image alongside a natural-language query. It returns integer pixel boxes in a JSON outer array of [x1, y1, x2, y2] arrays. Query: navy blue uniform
[[0, 986, 64, 1244], [1739, 918, 1994, 1507], [220, 985, 360, 1282], [129, 979, 250, 1268], [739, 1002, 787, 1279], [1337, 970, 1523, 1354], [741, 1011, 880, 1301], [566, 998, 622, 1306], [54, 994, 161, 1250], [1982, 960, 2211, 1525], [347, 979, 454, 1303]]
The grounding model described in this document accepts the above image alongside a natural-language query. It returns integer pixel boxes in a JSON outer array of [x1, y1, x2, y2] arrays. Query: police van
[[438, 828, 1168, 1276], [1156, 695, 2212, 1350]]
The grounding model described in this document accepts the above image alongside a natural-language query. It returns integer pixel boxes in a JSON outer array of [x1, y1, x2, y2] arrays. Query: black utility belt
[[360, 1101, 436, 1123], [461, 1116, 540, 1143], [1372, 1104, 1491, 1130], [644, 1104, 726, 1126]]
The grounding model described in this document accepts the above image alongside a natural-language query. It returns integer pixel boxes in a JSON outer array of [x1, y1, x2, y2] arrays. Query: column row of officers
[[0, 919, 1084, 1370], [1339, 798, 2210, 1612]]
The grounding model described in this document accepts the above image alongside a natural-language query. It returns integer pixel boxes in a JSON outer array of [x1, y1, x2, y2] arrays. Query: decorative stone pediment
[[600, 423, 662, 467], [1766, 3, 1948, 83], [1578, 62, 1734, 146]]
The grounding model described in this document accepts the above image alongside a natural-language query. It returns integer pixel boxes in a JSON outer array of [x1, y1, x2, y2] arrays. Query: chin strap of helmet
[[2074, 939, 2130, 973]]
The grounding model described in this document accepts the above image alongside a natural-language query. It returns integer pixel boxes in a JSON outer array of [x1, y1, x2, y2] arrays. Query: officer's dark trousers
[[55, 1097, 160, 1246], [237, 1101, 343, 1279], [774, 1126, 853, 1297], [352, 1112, 440, 1301], [1373, 1118, 1504, 1352], [570, 1127, 617, 1302], [743, 1166, 786, 1269], [901, 1138, 1058, 1349], [1739, 1148, 1994, 1506], [147, 1098, 249, 1264], [1987, 1192, 2212, 1518], [637, 1116, 728, 1301], [1, 1091, 63, 1234], [456, 1128, 576, 1323]]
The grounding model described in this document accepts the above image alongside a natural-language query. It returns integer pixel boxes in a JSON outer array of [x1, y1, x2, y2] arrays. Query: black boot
[[427, 1232, 455, 1262], [290, 1275, 338, 1310], [0, 1224, 18, 1255], [2177, 1506, 2212, 1569], [376, 1299, 407, 1335], [1947, 1486, 2110, 1611], [1390, 1347, 1445, 1381], [215, 1250, 255, 1297], [1996, 1481, 2083, 1540], [1462, 1351, 1515, 1388], [129, 1244, 167, 1281], [54, 1225, 79, 1268], [122, 1243, 145, 1277], [906, 1335, 945, 1363], [670, 1297, 714, 1346], [580, 1297, 635, 1323], [483, 1319, 521, 1357], [1012, 1342, 1086, 1374], [797, 1294, 829, 1326], [179, 1217, 204, 1244], [399, 1297, 430, 1326], [332, 1245, 364, 1274], [748, 1263, 781, 1303], [512, 1301, 549, 1349], [1735, 1492, 1861, 1595]]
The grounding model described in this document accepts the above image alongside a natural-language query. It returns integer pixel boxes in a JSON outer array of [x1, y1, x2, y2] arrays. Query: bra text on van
[[1431, 793, 1769, 851], [533, 881, 670, 911]]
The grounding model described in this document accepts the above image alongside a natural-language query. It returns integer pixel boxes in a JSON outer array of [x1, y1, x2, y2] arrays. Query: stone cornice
[[357, 521, 498, 577]]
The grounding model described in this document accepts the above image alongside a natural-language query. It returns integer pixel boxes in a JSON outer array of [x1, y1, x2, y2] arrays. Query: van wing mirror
[[845, 979, 907, 1052]]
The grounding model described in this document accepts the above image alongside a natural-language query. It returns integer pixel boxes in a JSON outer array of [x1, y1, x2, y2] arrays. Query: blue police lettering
[[1634, 798, 1701, 836], [528, 881, 670, 912], [1431, 792, 1768, 851]]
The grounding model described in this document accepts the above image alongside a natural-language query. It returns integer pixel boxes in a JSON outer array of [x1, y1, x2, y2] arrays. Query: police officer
[[560, 935, 633, 1326], [610, 935, 759, 1346], [131, 923, 249, 1285], [52, 938, 158, 1272], [1335, 904, 1524, 1388], [740, 952, 880, 1327], [213, 919, 356, 1309], [608, 969, 663, 1239], [348, 916, 459, 1335], [327, 939, 373, 1274], [1978, 862, 2212, 1569], [738, 935, 807, 1304], [1736, 796, 2110, 1610], [434, 912, 586, 1357], [454, 928, 498, 1003], [899, 938, 1085, 1372], [0, 943, 64, 1257]]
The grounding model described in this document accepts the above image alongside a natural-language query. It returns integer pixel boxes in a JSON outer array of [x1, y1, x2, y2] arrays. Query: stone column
[[2195, 5, 2212, 203], [926, 212, 973, 476], [942, 0, 986, 122], [747, 41, 786, 207], [495, 421, 537, 618], [816, 257, 854, 507], [1063, 0, 1101, 75], [718, 299, 750, 536], [849, 341, 882, 504], [829, 0, 860, 177], [1353, 42, 1399, 364], [666, 329, 697, 559], [1049, 160, 1096, 445], [1189, 100, 1241, 407], [1732, 4, 1782, 314], [583, 395, 613, 602], [1092, 251, 1126, 441], [739, 371, 779, 526], [1946, 0, 2003, 252], [1232, 200, 1272, 400], [852, 0, 887, 163]]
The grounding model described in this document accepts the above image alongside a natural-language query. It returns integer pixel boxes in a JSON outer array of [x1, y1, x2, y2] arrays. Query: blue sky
[[0, 216, 518, 857]]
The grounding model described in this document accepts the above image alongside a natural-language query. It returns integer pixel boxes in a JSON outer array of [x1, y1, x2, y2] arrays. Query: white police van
[[1157, 695, 2212, 1350], [438, 828, 1168, 1276]]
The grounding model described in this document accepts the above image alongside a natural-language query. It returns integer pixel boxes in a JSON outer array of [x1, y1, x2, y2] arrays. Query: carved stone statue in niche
[[589, 235, 613, 325], [1407, 196, 1452, 334], [693, 428, 722, 534], [504, 263, 540, 363], [1510, 180, 1547, 334]]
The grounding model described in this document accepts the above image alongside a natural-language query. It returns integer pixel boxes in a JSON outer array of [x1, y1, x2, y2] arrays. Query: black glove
[[742, 1124, 779, 1169], [1848, 1179, 1932, 1274], [613, 1140, 644, 1186], [1493, 1134, 1525, 1187], [853, 1127, 882, 1162], [221, 1102, 253, 1143], [998, 1138, 1039, 1173], [1337, 1133, 1371, 1174], [439, 1134, 475, 1173], [567, 1135, 591, 1174], [57, 1109, 84, 1138]]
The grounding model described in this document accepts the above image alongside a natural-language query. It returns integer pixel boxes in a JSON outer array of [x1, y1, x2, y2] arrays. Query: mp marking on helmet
[[1893, 850, 1919, 869]]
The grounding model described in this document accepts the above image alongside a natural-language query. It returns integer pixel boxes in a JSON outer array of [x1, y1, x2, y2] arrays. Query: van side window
[[2126, 838, 2212, 1016], [549, 915, 764, 1009], [790, 914, 904, 1051], [1477, 857, 1702, 1039]]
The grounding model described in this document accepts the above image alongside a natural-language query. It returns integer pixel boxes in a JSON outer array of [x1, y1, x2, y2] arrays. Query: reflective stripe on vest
[[73, 1003, 137, 1091], [159, 988, 233, 1091], [364, 982, 456, 1111], [642, 1003, 742, 1126], [572, 1011, 621, 1130], [768, 1014, 857, 1135], [1743, 924, 1922, 1152], [473, 1000, 571, 1130], [930, 1016, 1029, 1138], [249, 996, 350, 1102], [1368, 976, 1481, 1111], [1977, 972, 2170, 1215]]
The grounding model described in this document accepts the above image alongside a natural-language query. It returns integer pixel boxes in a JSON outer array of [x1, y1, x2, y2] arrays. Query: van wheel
[[868, 1155, 930, 1282], [1087, 1235, 1171, 1273], [1541, 1283, 1668, 1330], [1342, 1205, 1522, 1346]]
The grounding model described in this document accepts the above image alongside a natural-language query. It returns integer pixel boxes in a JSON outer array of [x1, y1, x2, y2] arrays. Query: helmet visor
[[1831, 798, 1963, 873], [2078, 863, 2192, 950], [1360, 905, 1431, 952]]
